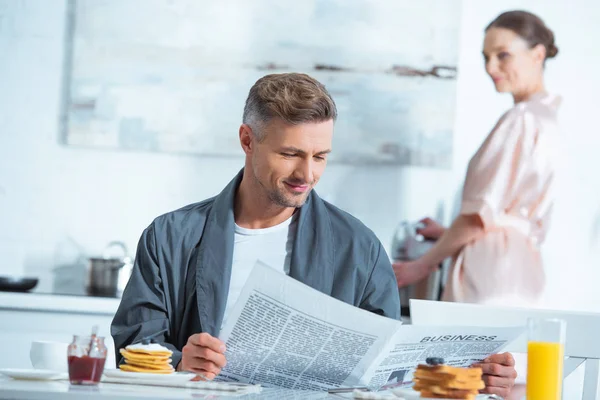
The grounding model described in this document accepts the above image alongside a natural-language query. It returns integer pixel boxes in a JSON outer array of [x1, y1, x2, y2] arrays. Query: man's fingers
[[189, 332, 226, 353], [475, 362, 515, 378], [192, 347, 227, 369], [484, 352, 515, 366], [482, 374, 514, 388], [193, 358, 223, 375], [180, 354, 223, 375], [190, 369, 217, 381], [182, 345, 226, 370], [190, 364, 220, 378], [181, 332, 228, 381]]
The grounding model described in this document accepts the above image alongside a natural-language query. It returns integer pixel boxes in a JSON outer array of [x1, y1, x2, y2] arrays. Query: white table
[[0, 377, 527, 399], [0, 377, 333, 399]]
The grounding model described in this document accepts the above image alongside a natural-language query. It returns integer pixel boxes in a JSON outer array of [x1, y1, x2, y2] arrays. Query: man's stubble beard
[[253, 170, 311, 208]]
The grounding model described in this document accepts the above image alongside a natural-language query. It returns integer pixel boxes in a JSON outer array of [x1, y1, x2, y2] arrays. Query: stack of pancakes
[[413, 364, 484, 399], [119, 343, 174, 374]]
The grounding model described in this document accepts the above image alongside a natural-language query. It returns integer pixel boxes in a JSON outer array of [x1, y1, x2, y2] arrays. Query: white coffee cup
[[30, 341, 69, 372]]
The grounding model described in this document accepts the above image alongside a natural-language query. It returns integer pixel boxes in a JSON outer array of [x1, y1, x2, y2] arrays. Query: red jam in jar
[[67, 335, 107, 385], [68, 355, 106, 384]]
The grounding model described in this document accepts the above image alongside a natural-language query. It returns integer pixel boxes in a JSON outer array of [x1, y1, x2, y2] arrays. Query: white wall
[[0, 0, 419, 292], [454, 0, 600, 312], [1, 0, 599, 312]]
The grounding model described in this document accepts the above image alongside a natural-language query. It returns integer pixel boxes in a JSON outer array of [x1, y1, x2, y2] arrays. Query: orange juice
[[527, 341, 564, 400]]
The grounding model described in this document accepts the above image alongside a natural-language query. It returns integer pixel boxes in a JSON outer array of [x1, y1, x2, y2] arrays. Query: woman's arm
[[420, 214, 485, 269], [393, 214, 485, 287]]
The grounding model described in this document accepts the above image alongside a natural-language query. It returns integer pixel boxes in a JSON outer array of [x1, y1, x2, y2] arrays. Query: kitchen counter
[[0, 292, 120, 369], [0, 291, 121, 315]]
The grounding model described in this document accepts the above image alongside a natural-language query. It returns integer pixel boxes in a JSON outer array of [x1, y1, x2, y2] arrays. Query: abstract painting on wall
[[64, 0, 461, 168]]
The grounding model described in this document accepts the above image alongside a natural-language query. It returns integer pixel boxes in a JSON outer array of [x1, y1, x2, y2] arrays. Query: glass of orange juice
[[526, 318, 566, 400]]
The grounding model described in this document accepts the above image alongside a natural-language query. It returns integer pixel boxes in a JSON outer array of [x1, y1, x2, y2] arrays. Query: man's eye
[[281, 153, 295, 157]]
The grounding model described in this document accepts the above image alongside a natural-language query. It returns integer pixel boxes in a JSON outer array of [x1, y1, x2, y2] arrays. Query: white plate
[[0, 368, 67, 381], [391, 388, 494, 399], [103, 368, 195, 383]]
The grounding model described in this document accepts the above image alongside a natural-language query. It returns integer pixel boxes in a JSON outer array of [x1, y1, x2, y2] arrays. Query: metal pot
[[86, 241, 133, 297], [391, 221, 446, 317]]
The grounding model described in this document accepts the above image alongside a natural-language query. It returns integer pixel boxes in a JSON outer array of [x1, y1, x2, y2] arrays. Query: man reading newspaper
[[111, 73, 518, 398]]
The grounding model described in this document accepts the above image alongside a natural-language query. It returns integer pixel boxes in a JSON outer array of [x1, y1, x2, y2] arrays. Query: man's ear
[[239, 124, 254, 155]]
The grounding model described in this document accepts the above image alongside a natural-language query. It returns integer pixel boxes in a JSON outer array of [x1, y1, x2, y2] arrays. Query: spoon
[[87, 325, 98, 356]]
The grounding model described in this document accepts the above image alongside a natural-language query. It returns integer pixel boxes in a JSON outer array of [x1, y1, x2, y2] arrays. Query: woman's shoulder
[[513, 92, 562, 119], [493, 93, 561, 132], [492, 105, 529, 134]]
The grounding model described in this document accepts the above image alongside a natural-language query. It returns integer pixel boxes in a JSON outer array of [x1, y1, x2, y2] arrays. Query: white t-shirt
[[222, 214, 298, 324]]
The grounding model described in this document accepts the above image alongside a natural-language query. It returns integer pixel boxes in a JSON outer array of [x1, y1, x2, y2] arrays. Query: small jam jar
[[67, 335, 107, 385]]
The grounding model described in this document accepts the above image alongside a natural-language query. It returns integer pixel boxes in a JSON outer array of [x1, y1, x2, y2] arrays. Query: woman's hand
[[392, 259, 433, 287], [394, 215, 483, 285], [416, 217, 446, 240]]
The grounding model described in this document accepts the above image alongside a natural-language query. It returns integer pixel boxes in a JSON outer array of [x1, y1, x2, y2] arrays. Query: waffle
[[413, 363, 484, 399]]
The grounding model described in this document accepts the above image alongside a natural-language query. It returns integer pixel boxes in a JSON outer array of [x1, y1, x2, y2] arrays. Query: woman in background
[[394, 10, 561, 307]]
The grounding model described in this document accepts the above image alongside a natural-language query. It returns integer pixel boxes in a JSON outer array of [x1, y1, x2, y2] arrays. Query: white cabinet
[[0, 293, 120, 369]]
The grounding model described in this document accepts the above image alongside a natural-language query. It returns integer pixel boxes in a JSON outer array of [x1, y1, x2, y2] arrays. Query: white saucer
[[103, 368, 195, 383], [0, 368, 67, 381]]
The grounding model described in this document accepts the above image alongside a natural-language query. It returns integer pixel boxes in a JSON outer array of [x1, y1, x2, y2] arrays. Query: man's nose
[[295, 159, 314, 184]]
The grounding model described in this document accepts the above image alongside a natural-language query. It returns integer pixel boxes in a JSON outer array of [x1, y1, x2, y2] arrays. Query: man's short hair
[[242, 73, 338, 141]]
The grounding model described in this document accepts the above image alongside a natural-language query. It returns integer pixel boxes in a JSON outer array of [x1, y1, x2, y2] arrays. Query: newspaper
[[216, 262, 523, 391]]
